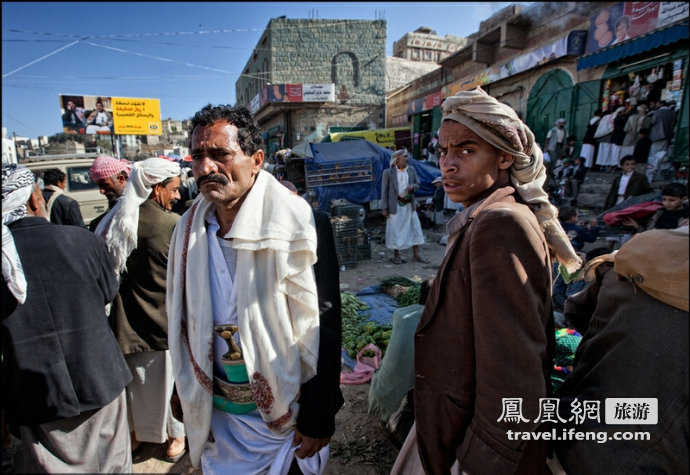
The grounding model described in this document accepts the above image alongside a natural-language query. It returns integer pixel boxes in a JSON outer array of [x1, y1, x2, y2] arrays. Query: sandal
[[391, 256, 402, 265], [166, 436, 187, 463], [412, 256, 429, 263]]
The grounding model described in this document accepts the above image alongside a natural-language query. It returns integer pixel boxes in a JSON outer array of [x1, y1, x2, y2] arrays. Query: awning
[[577, 22, 688, 71]]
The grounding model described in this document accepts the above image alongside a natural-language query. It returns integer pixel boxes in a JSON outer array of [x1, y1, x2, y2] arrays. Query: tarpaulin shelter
[[308, 140, 441, 211]]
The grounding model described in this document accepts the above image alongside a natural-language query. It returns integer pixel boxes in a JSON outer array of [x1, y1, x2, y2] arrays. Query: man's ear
[[251, 149, 265, 174], [150, 183, 160, 200], [27, 190, 40, 213], [498, 151, 515, 170]]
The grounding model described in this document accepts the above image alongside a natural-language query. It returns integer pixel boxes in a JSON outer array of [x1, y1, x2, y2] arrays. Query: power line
[[2, 39, 82, 78]]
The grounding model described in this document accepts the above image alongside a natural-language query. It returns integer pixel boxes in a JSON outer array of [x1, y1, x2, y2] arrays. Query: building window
[[424, 50, 432, 61], [412, 48, 420, 60]]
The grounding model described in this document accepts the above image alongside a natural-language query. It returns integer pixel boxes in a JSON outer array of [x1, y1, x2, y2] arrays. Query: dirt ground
[[132, 216, 448, 474]]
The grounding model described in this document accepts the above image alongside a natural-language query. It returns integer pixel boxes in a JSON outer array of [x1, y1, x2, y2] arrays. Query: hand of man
[[292, 429, 330, 459], [381, 209, 389, 218], [621, 216, 639, 229]]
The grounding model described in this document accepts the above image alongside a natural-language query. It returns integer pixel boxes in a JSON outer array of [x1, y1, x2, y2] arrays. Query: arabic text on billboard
[[59, 94, 161, 135], [112, 97, 161, 135]]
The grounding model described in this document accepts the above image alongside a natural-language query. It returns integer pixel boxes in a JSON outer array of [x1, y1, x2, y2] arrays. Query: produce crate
[[330, 216, 360, 268], [305, 158, 373, 187], [331, 204, 366, 225], [355, 229, 371, 261]]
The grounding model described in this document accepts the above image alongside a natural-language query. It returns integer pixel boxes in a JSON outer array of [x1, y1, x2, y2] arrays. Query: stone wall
[[236, 18, 387, 108]]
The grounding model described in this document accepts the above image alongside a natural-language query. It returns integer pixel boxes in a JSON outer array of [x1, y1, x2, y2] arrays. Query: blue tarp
[[308, 140, 441, 211]]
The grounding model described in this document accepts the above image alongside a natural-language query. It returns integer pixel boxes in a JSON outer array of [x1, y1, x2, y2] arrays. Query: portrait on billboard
[[60, 95, 86, 134], [84, 96, 114, 134]]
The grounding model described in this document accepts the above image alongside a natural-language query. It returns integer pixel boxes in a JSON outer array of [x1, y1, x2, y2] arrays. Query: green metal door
[[571, 80, 601, 157], [526, 69, 575, 150]]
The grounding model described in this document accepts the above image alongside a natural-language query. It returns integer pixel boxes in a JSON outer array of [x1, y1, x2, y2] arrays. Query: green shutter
[[526, 69, 575, 148]]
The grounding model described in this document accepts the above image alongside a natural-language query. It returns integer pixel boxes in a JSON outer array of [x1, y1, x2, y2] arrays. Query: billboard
[[59, 94, 162, 135], [586, 2, 689, 53]]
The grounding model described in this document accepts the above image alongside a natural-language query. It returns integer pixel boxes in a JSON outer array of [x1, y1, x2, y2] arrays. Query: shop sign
[[442, 31, 586, 95], [302, 84, 335, 102], [671, 59, 684, 91]]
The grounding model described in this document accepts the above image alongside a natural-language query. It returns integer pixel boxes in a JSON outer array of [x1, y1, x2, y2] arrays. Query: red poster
[[424, 91, 442, 109], [286, 84, 303, 102], [624, 2, 659, 38]]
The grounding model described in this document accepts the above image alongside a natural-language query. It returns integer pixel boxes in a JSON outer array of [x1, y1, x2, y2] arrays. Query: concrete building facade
[[386, 2, 689, 168], [392, 26, 467, 63], [235, 17, 387, 154]]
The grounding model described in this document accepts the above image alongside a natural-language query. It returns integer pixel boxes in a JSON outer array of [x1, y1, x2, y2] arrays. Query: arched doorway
[[526, 69, 575, 148]]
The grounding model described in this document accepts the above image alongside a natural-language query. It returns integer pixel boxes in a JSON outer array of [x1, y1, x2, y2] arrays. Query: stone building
[[235, 17, 387, 154], [392, 26, 467, 63], [386, 1, 689, 169]]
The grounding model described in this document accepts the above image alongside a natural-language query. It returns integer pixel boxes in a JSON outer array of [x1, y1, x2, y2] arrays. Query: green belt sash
[[212, 359, 257, 414]]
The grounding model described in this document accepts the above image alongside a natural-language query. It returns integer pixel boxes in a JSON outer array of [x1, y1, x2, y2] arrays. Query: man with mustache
[[95, 157, 186, 461], [167, 105, 343, 473], [395, 87, 581, 474]]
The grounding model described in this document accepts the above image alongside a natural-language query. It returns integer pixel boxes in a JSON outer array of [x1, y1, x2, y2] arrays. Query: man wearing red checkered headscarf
[[88, 156, 131, 231]]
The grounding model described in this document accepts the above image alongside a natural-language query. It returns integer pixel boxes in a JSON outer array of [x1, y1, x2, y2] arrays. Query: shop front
[[576, 3, 689, 165]]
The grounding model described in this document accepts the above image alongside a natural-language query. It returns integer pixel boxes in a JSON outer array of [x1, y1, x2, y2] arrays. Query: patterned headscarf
[[89, 155, 132, 182], [441, 87, 582, 273], [95, 157, 180, 276], [2, 164, 36, 303], [390, 148, 408, 168]]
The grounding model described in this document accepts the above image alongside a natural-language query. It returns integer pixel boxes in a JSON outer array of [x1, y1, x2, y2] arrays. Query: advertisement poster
[[112, 97, 161, 135], [587, 2, 688, 53], [59, 94, 161, 135]]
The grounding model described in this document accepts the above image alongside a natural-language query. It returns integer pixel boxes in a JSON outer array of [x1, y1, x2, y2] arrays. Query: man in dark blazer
[[603, 155, 654, 210], [557, 229, 688, 474], [41, 168, 86, 227], [279, 180, 345, 473], [1, 164, 132, 472]]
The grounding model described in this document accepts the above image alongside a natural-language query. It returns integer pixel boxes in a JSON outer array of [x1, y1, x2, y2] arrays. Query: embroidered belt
[[212, 359, 257, 414], [398, 194, 413, 206]]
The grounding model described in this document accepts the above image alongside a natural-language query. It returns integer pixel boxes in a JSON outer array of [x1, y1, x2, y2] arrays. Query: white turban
[[95, 157, 180, 275], [441, 87, 582, 274], [2, 165, 36, 303]]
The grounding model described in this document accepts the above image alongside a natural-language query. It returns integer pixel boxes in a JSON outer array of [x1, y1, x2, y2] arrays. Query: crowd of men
[[2, 90, 687, 474]]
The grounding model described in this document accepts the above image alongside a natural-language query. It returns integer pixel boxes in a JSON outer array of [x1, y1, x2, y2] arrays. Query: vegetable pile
[[380, 276, 421, 307], [340, 292, 392, 358]]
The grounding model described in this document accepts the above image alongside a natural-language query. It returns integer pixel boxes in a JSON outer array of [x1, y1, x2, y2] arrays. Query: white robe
[[167, 170, 321, 466]]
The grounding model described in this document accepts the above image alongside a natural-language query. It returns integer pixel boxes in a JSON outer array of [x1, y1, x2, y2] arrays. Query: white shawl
[[95, 157, 180, 275], [167, 170, 320, 466]]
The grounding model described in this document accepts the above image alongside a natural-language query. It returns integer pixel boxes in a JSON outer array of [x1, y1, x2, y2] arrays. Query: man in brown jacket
[[411, 87, 581, 474], [95, 157, 187, 461]]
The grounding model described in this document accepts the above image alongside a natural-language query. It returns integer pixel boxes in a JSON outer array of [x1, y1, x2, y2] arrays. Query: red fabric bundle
[[603, 201, 664, 225]]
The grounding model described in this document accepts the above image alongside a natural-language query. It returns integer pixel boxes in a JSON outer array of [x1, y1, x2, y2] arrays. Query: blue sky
[[2, 2, 528, 139]]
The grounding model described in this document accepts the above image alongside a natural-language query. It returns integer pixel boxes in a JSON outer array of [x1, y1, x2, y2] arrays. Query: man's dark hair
[[558, 206, 578, 222], [159, 176, 176, 188], [566, 135, 577, 143], [189, 104, 264, 156], [43, 168, 66, 186], [661, 182, 687, 198], [620, 154, 636, 166]]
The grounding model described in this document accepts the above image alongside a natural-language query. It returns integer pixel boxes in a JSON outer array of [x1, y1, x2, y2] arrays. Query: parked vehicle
[[22, 153, 108, 225]]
